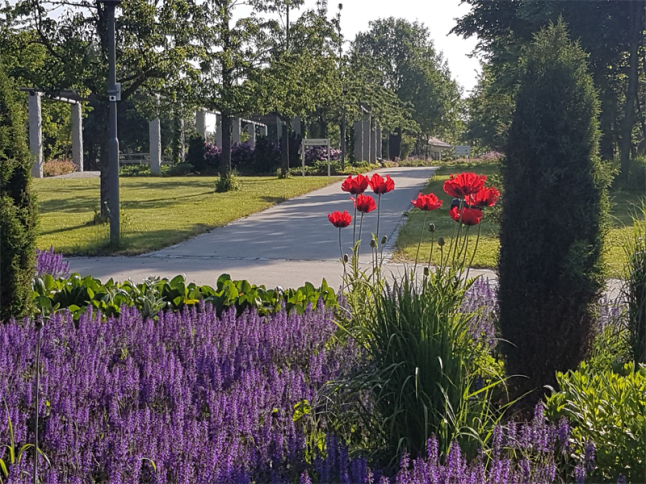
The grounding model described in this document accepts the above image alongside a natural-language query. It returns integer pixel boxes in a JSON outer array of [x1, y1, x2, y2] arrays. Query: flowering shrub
[[35, 247, 70, 279], [42, 159, 76, 177], [0, 303, 358, 482], [304, 146, 341, 165]]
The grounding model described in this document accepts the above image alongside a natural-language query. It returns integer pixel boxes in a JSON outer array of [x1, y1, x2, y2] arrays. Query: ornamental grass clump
[[0, 303, 358, 482], [498, 22, 609, 401]]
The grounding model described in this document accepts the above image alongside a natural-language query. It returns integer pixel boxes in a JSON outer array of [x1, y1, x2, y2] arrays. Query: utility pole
[[102, 0, 122, 245]]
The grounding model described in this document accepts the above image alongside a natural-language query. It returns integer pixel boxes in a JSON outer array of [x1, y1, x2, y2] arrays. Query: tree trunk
[[280, 118, 290, 175], [389, 128, 402, 160], [221, 114, 232, 173], [620, 2, 642, 176]]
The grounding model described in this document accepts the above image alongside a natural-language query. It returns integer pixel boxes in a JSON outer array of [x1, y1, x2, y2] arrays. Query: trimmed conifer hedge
[[498, 22, 609, 400], [0, 65, 37, 321]]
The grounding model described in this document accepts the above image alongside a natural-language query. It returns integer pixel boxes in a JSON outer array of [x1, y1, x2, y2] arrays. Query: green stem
[[465, 222, 482, 281], [376, 194, 381, 243], [414, 212, 428, 275], [428, 230, 435, 268], [358, 212, 364, 244], [352, 205, 357, 246]]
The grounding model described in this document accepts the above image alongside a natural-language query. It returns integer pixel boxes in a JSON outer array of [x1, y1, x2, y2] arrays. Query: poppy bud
[[343, 254, 349, 263], [370, 239, 377, 248], [423, 267, 430, 276], [438, 237, 445, 247], [429, 223, 435, 233], [381, 235, 388, 245]]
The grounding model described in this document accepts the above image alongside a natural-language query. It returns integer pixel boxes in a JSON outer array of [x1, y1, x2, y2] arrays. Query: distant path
[[69, 167, 439, 289]]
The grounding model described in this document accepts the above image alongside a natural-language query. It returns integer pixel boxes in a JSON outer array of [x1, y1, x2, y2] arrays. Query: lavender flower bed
[[0, 302, 356, 483], [35, 247, 70, 279], [303, 406, 597, 484]]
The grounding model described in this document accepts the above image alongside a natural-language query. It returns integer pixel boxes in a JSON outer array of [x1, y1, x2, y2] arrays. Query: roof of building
[[427, 137, 452, 149]]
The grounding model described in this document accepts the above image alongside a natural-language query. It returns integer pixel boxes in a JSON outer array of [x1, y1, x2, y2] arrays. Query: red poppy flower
[[328, 211, 352, 228], [466, 187, 500, 208], [443, 173, 487, 198], [449, 206, 483, 226], [341, 174, 370, 195], [369, 174, 395, 195], [353, 194, 377, 213], [411, 193, 443, 211]]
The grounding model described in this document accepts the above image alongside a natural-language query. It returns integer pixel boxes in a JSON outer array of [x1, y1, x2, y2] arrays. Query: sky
[[308, 0, 482, 94]]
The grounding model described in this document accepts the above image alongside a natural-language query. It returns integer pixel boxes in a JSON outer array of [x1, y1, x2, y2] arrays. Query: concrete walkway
[[69, 167, 440, 289]]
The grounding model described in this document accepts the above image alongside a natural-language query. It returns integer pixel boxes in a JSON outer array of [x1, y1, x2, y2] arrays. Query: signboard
[[301, 138, 332, 176], [455, 145, 470, 158]]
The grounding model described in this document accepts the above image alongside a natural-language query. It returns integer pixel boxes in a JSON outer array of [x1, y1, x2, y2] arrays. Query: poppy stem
[[414, 212, 427, 275], [352, 205, 357, 246], [376, 194, 381, 243], [358, 212, 364, 245], [465, 222, 482, 281], [428, 231, 435, 269]]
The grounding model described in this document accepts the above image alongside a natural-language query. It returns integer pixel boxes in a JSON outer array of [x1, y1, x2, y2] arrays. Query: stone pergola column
[[28, 91, 43, 178], [376, 125, 382, 159], [245, 122, 256, 148], [292, 116, 302, 136], [353, 121, 363, 162], [370, 129, 378, 163], [362, 113, 371, 164], [232, 117, 242, 144], [276, 116, 283, 142], [149, 102, 162, 175], [196, 109, 207, 139], [71, 102, 84, 171]]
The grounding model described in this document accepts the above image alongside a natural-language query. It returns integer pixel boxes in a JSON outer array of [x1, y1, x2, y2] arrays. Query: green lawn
[[34, 176, 340, 255], [395, 162, 645, 277]]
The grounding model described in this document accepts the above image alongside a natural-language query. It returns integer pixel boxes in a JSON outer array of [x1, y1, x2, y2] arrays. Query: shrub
[[230, 142, 254, 172], [164, 162, 194, 177], [42, 159, 76, 177], [0, 64, 38, 321], [545, 362, 646, 483], [185, 134, 218, 173], [498, 22, 608, 400], [215, 170, 241, 192], [253, 136, 281, 173], [625, 206, 646, 364]]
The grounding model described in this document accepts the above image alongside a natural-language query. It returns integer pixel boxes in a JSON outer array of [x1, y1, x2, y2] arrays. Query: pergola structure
[[353, 105, 382, 163], [22, 89, 85, 178], [195, 109, 268, 149]]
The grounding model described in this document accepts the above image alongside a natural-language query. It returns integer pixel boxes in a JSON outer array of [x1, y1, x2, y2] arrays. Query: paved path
[[69, 167, 439, 289]]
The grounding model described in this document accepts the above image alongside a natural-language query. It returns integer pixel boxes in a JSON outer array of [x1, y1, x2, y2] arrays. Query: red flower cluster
[[466, 187, 500, 209], [341, 174, 369, 195], [329, 173, 395, 230], [411, 193, 443, 211], [443, 173, 487, 198], [449, 206, 483, 226], [369, 174, 395, 195], [328, 211, 352, 228], [353, 194, 377, 213]]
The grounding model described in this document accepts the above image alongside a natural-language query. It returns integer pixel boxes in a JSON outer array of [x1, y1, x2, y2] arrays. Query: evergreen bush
[[498, 22, 608, 400], [0, 66, 38, 321]]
